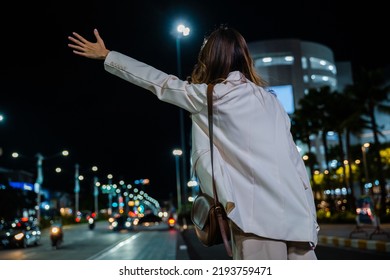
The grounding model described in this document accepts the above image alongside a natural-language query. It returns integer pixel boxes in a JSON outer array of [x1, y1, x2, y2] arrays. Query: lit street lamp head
[[172, 149, 183, 156], [177, 24, 190, 37]]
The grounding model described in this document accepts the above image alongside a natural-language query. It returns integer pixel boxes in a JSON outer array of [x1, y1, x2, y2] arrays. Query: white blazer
[[104, 51, 319, 246]]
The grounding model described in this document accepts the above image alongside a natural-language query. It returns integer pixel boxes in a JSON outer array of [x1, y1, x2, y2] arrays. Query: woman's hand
[[68, 29, 110, 60]]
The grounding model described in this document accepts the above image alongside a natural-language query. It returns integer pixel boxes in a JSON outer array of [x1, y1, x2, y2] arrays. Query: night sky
[[1, 0, 388, 201]]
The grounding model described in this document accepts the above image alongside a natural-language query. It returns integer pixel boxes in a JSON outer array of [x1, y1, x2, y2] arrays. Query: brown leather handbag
[[191, 83, 232, 257]]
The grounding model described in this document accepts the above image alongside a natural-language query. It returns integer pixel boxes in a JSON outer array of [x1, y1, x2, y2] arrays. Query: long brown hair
[[189, 25, 267, 86]]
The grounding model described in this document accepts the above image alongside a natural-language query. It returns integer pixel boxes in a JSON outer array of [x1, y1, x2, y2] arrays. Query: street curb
[[318, 235, 390, 253], [176, 228, 191, 260]]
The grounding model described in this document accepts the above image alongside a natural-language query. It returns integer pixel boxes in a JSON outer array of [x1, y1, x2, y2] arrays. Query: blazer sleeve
[[103, 51, 207, 113]]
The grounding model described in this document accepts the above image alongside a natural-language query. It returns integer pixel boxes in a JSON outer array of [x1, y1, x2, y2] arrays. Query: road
[[0, 220, 180, 260], [1, 221, 389, 260], [2, 221, 388, 280]]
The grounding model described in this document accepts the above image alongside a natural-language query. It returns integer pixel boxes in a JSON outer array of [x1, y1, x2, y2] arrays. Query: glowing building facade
[[248, 39, 338, 114]]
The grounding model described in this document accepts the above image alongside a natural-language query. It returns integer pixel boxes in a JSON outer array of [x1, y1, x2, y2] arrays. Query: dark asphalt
[[178, 223, 390, 260]]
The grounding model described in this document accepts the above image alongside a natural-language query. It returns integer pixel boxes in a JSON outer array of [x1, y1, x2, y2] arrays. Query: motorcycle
[[87, 216, 95, 230], [168, 216, 176, 229], [50, 224, 63, 249]]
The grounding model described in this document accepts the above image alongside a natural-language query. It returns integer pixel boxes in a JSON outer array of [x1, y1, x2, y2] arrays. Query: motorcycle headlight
[[51, 227, 60, 234]]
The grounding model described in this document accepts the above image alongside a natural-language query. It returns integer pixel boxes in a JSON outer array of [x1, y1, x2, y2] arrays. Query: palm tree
[[326, 90, 370, 211], [296, 88, 331, 169], [342, 85, 372, 194], [290, 112, 318, 168], [291, 98, 321, 187], [345, 67, 390, 218]]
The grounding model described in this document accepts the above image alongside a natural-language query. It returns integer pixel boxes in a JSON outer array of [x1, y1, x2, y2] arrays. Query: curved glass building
[[248, 39, 338, 114]]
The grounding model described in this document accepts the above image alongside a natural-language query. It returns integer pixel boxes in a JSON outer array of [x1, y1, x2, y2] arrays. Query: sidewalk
[[317, 223, 390, 253]]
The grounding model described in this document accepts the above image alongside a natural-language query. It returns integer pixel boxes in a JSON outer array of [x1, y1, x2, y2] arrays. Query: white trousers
[[230, 222, 317, 260]]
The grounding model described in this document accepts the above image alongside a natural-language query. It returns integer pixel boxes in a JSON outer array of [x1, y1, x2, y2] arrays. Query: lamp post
[[92, 166, 99, 217], [0, 113, 3, 157], [30, 150, 69, 223], [361, 142, 370, 192], [187, 178, 199, 202], [173, 148, 183, 212], [77, 165, 100, 217], [107, 174, 113, 216], [74, 163, 80, 215], [35, 153, 44, 222], [121, 182, 132, 217], [175, 24, 190, 205], [175, 24, 190, 78]]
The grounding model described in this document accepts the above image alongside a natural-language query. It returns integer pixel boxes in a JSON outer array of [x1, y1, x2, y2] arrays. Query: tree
[[345, 67, 390, 218], [291, 102, 320, 188]]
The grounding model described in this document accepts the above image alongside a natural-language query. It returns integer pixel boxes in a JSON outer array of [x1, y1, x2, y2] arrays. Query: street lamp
[[76, 165, 100, 217], [92, 166, 99, 217], [74, 163, 80, 215], [176, 24, 190, 78], [35, 153, 44, 222], [0, 113, 4, 157], [173, 148, 183, 211], [23, 150, 69, 223], [187, 178, 199, 202], [175, 23, 190, 205], [361, 142, 371, 191], [107, 174, 114, 216], [35, 151, 69, 222], [121, 182, 132, 217]]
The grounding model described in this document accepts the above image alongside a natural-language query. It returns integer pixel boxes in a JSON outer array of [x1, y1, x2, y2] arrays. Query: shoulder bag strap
[[206, 83, 219, 204], [207, 83, 232, 257]]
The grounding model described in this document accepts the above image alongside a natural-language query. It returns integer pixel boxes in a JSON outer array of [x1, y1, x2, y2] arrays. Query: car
[[0, 218, 41, 249], [132, 213, 169, 231], [108, 215, 133, 231]]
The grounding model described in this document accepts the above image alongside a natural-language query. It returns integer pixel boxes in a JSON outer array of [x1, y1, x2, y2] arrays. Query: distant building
[[248, 39, 340, 115], [0, 167, 35, 191], [248, 39, 350, 170], [247, 39, 390, 203], [0, 167, 72, 219], [248, 39, 389, 169], [0, 167, 36, 219]]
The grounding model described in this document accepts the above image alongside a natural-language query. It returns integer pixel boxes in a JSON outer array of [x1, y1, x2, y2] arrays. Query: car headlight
[[14, 232, 24, 241]]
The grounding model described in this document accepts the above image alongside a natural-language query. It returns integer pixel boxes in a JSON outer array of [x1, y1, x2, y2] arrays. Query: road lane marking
[[87, 233, 142, 260]]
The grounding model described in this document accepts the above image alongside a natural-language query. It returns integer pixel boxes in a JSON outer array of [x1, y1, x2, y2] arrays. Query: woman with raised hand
[[68, 25, 319, 260]]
